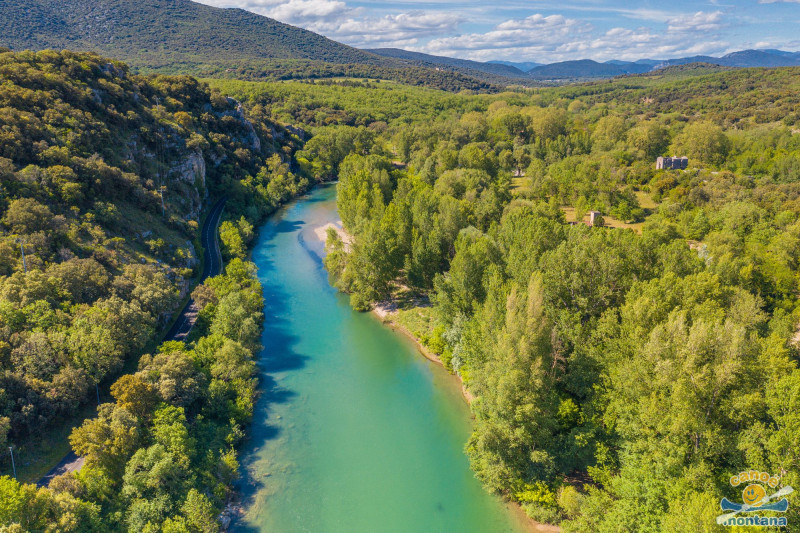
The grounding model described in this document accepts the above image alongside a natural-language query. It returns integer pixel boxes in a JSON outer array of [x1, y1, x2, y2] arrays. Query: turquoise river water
[[234, 184, 527, 533]]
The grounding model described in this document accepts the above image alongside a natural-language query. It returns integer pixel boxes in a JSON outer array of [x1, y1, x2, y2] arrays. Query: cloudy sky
[[195, 0, 800, 63]]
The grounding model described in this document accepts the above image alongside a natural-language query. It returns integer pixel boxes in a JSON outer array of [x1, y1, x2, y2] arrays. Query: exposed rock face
[[220, 98, 261, 153], [169, 148, 207, 221], [173, 149, 206, 189]]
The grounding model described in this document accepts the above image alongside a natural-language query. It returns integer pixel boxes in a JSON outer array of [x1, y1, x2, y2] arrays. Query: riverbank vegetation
[[4, 45, 800, 531], [0, 258, 263, 530], [0, 49, 318, 530], [218, 66, 800, 530]]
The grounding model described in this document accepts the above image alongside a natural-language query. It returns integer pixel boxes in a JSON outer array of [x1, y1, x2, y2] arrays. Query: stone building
[[656, 156, 688, 170]]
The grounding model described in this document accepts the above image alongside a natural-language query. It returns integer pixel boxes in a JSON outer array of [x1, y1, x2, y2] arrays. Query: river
[[234, 184, 527, 533]]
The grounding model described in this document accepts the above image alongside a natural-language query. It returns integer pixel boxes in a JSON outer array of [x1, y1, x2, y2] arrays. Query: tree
[[70, 404, 142, 479], [137, 350, 206, 408], [210, 291, 262, 350], [152, 405, 195, 458], [2, 198, 53, 234], [47, 258, 110, 304], [113, 264, 180, 323], [467, 274, 561, 496], [592, 115, 627, 150], [110, 375, 159, 421], [627, 121, 669, 159], [181, 489, 218, 533], [672, 122, 731, 166], [219, 221, 246, 260], [68, 297, 152, 383], [526, 107, 569, 141]]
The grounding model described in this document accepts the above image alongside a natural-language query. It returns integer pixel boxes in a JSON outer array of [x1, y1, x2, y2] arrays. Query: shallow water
[[235, 184, 525, 533]]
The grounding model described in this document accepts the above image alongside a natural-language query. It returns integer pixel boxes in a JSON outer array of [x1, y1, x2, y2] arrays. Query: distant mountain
[[527, 60, 630, 79], [717, 49, 800, 67], [366, 48, 529, 80], [524, 49, 800, 80], [488, 60, 542, 72], [759, 49, 798, 57], [605, 59, 659, 69], [657, 50, 800, 70]]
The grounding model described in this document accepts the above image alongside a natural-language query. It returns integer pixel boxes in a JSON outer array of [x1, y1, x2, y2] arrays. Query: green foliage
[[299, 64, 800, 530], [219, 221, 246, 260], [3, 41, 800, 532], [0, 48, 304, 457], [34, 261, 264, 530]]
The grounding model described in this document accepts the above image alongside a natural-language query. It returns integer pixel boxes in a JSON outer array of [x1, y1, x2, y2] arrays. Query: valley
[[1, 1, 800, 532]]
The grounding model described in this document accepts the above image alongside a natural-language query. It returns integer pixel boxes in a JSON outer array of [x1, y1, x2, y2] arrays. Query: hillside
[[0, 0, 499, 92], [0, 47, 307, 460], [1, 0, 382, 66], [488, 60, 542, 71], [659, 49, 800, 69], [528, 59, 652, 79]]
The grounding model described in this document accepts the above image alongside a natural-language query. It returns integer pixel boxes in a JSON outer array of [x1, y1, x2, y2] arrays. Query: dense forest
[[0, 49, 312, 530], [3, 45, 800, 531], [217, 66, 800, 530]]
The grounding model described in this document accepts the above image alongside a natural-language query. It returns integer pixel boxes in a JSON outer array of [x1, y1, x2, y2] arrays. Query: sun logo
[[742, 484, 767, 507], [717, 469, 793, 527]]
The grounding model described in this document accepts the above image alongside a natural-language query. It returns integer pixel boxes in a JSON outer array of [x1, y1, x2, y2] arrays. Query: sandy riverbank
[[313, 221, 351, 249]]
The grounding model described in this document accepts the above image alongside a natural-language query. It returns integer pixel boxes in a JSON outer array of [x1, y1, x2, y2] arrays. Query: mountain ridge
[[368, 47, 800, 81]]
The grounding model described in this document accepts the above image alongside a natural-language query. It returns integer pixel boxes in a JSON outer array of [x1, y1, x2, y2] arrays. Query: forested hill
[[0, 48, 307, 458], [0, 0, 498, 92], [2, 0, 379, 66]]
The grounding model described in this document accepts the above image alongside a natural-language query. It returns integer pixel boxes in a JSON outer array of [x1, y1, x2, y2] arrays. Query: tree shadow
[[234, 234, 310, 529], [271, 218, 304, 235]]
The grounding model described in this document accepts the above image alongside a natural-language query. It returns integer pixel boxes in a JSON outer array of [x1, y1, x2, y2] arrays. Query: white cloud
[[667, 10, 724, 32], [192, 1, 775, 63], [414, 10, 730, 62], [266, 0, 354, 25], [196, 0, 462, 48], [418, 13, 592, 59], [332, 11, 464, 47]]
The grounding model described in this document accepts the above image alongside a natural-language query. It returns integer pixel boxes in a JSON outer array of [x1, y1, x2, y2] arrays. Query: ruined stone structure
[[656, 156, 689, 170]]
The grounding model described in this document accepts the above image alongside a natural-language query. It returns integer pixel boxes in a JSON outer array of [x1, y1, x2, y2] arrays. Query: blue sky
[[195, 0, 800, 62]]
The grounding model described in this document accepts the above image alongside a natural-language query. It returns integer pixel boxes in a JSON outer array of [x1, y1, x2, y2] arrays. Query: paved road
[[164, 197, 226, 341], [37, 197, 226, 487]]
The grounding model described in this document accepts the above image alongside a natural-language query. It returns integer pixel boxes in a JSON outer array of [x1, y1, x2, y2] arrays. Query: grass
[[635, 190, 658, 209], [561, 206, 648, 233], [395, 304, 437, 342], [510, 176, 529, 193]]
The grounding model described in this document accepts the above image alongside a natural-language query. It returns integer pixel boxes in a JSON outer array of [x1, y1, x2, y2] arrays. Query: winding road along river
[[235, 184, 527, 532]]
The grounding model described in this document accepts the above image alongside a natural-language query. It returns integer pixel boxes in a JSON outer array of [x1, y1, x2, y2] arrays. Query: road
[[164, 196, 226, 341], [36, 197, 226, 486]]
